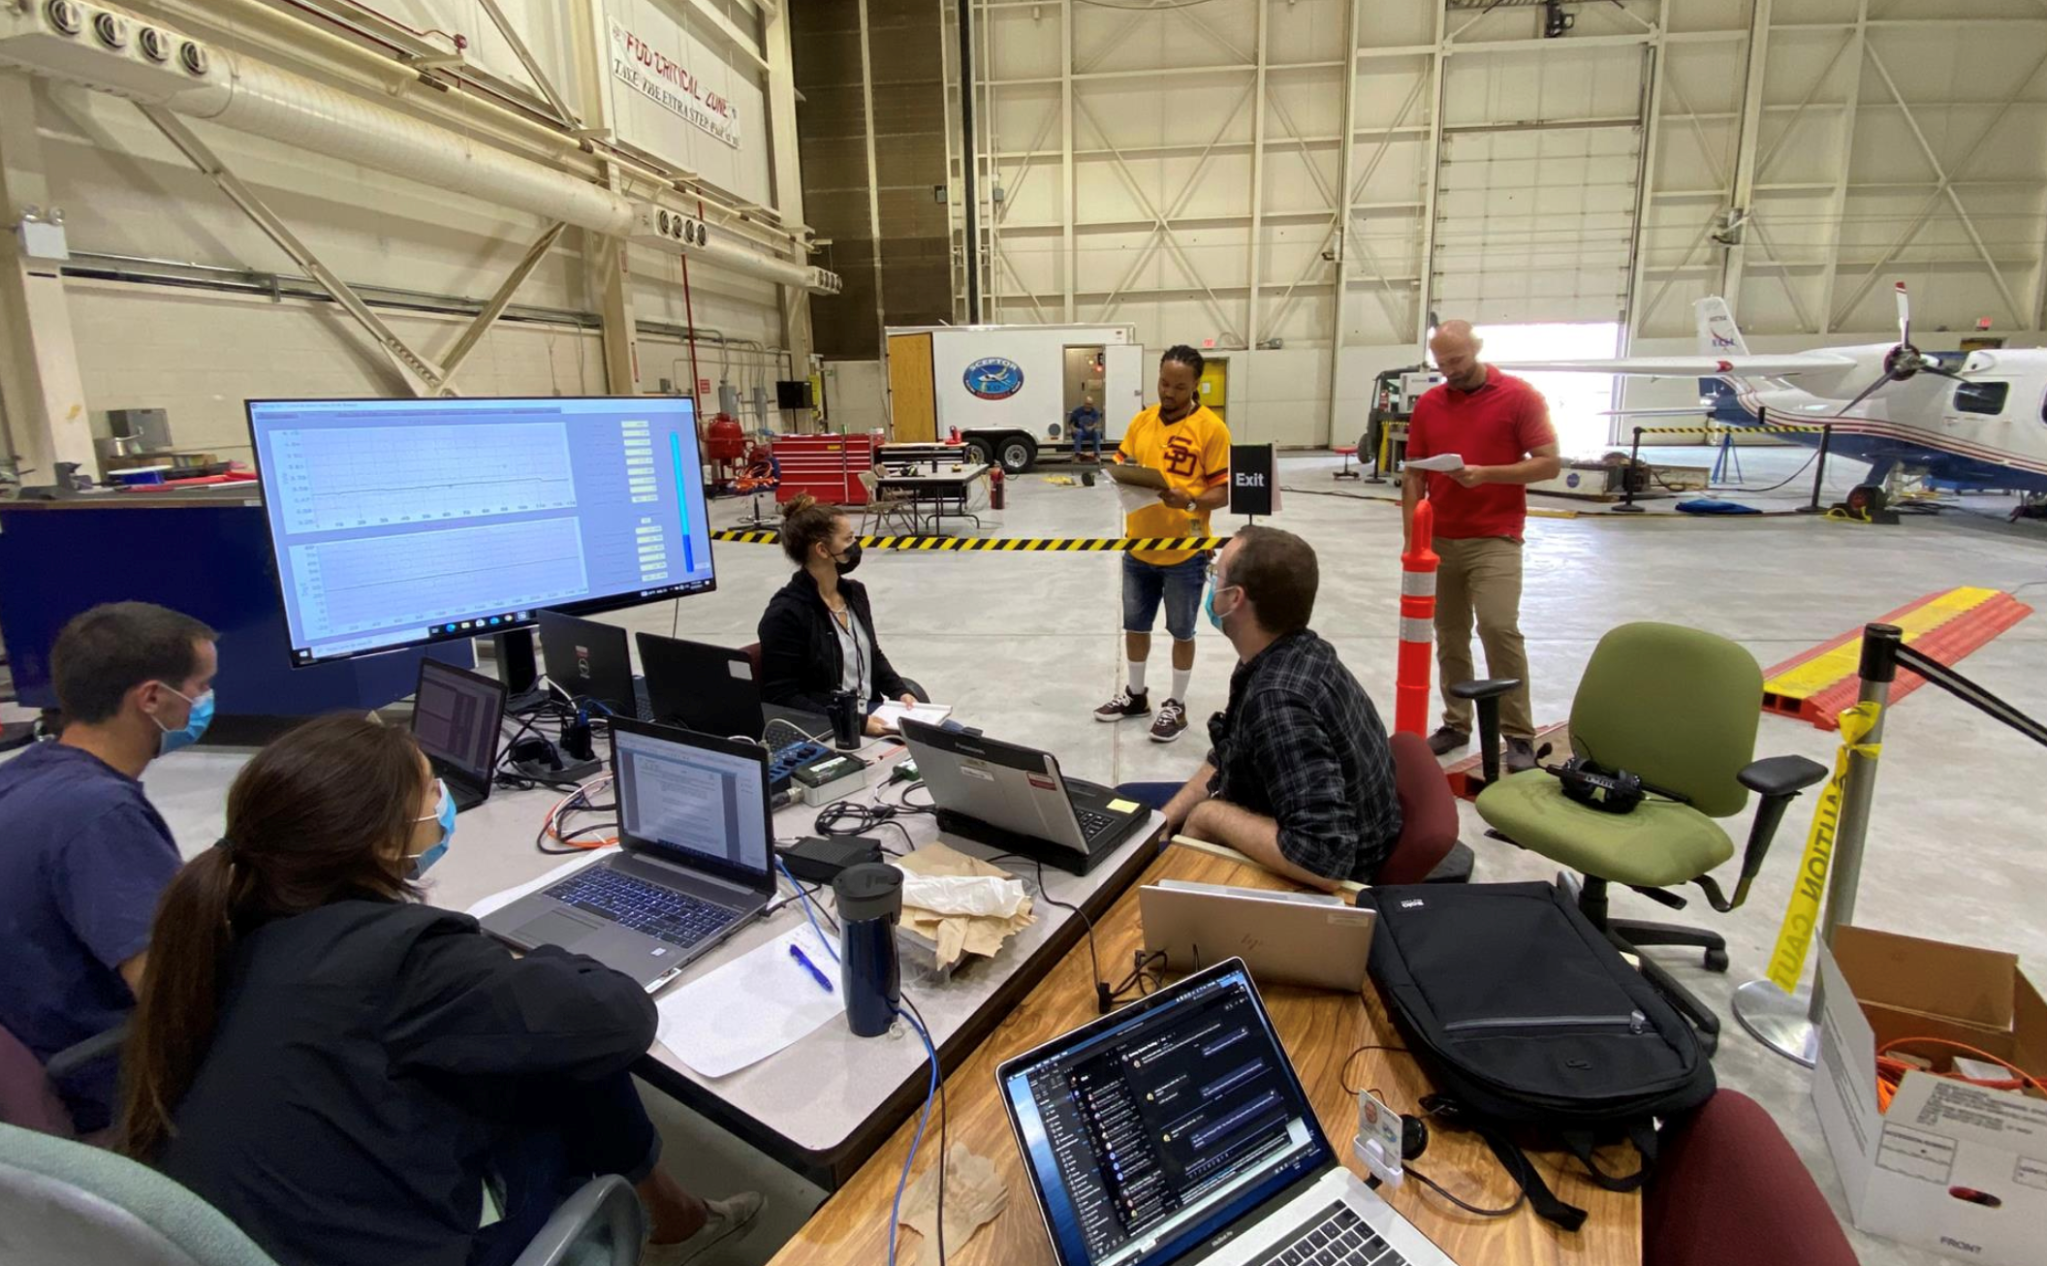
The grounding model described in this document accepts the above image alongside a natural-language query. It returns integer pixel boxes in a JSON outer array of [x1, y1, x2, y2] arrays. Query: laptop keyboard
[[1257, 1203, 1408, 1266], [545, 867, 737, 950]]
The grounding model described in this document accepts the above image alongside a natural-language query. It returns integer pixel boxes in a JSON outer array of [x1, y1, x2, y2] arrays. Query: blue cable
[[773, 854, 839, 960], [891, 1004, 940, 1266]]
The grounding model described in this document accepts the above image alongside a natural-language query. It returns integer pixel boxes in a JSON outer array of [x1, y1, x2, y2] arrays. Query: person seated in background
[[0, 601, 217, 1134], [1116, 526, 1402, 891], [123, 714, 761, 1266], [759, 494, 918, 736], [1068, 393, 1103, 460]]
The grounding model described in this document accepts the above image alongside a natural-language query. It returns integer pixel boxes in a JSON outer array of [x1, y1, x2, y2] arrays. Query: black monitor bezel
[[244, 395, 718, 668]]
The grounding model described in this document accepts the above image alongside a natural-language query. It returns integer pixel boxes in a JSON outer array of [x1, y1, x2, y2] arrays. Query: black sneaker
[[1503, 738, 1537, 774], [1094, 687, 1151, 722], [1149, 698, 1190, 743], [1426, 726, 1470, 756]]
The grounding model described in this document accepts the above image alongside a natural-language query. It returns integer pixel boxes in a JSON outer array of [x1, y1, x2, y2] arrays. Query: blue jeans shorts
[[1122, 551, 1208, 642]]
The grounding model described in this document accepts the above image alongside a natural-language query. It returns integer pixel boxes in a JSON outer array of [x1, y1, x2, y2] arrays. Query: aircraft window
[[1954, 381, 2008, 415]]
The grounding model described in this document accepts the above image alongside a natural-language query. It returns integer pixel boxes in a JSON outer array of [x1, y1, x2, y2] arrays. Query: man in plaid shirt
[[1123, 525, 1401, 889]]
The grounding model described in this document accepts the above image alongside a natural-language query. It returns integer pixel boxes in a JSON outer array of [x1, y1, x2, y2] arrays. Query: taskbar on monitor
[[290, 577, 716, 665]]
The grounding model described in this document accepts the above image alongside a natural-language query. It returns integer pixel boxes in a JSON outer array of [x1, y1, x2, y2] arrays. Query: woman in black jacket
[[758, 494, 918, 736], [120, 714, 761, 1266]]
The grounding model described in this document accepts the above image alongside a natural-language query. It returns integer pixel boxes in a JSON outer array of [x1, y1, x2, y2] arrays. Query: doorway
[[1467, 322, 1618, 455]]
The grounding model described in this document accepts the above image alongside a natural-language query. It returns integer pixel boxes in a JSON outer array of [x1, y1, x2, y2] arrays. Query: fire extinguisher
[[989, 466, 1006, 511]]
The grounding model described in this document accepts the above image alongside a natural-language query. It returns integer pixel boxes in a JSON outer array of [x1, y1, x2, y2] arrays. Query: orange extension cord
[[1875, 1036, 2047, 1113]]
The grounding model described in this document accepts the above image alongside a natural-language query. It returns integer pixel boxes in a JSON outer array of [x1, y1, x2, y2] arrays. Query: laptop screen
[[412, 660, 504, 786], [1001, 963, 1333, 1266], [614, 724, 771, 884]]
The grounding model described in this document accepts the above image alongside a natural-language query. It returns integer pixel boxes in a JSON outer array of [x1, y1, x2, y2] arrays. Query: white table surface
[[874, 463, 992, 487], [137, 726, 1162, 1184]]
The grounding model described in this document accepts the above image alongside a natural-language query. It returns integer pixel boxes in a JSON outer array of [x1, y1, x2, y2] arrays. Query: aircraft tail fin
[[1695, 297, 1750, 356]]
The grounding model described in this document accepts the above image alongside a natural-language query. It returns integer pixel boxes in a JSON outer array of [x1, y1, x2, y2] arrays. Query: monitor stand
[[492, 629, 551, 714]]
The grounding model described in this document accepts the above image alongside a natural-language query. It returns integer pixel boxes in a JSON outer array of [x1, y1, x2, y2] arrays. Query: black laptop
[[637, 631, 833, 741], [898, 719, 1151, 875], [537, 609, 653, 721], [409, 659, 506, 812]]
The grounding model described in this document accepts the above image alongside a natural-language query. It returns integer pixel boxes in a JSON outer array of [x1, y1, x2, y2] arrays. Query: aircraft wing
[[1492, 352, 1858, 377]]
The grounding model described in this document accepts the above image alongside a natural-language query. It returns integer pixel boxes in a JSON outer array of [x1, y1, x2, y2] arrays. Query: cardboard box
[[1813, 926, 2047, 1266]]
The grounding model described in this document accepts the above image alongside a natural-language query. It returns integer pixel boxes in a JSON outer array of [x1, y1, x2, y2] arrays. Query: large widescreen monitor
[[247, 396, 715, 666]]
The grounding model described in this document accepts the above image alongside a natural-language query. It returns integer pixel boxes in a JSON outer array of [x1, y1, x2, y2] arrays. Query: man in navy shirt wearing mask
[[0, 602, 218, 1132]]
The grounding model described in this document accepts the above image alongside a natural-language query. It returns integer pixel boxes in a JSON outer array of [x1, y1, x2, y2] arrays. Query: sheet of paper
[[872, 701, 953, 731], [1103, 462, 1169, 489], [656, 924, 847, 1078], [1117, 483, 1162, 518], [464, 847, 617, 920], [1405, 452, 1464, 473]]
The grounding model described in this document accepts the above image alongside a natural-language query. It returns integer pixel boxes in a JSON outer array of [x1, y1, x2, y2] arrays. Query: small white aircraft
[[1499, 284, 2047, 497]]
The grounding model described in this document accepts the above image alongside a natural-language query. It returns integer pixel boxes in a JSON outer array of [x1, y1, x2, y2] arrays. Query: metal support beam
[[1061, 2, 1076, 322], [763, 1, 813, 371], [437, 221, 566, 389], [0, 73, 93, 479], [1324, 0, 1363, 448], [138, 105, 447, 396], [857, 0, 890, 359], [1620, 25, 1666, 366], [1244, 0, 1269, 347], [1720, 0, 1773, 307], [1415, 4, 1449, 347], [476, 0, 583, 129]]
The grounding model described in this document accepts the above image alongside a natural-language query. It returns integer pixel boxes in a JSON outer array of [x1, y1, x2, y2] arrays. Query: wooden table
[[874, 463, 991, 535], [770, 845, 1642, 1266]]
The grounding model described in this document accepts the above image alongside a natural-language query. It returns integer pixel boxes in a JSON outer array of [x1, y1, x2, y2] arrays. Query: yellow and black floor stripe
[[712, 529, 1227, 553]]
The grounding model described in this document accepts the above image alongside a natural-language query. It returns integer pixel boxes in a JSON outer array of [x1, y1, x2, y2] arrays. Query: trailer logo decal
[[963, 357, 1025, 400]]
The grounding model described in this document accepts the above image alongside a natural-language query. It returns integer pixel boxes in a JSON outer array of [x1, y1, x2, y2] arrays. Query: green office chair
[[1472, 623, 1827, 1053], [0, 1121, 645, 1266]]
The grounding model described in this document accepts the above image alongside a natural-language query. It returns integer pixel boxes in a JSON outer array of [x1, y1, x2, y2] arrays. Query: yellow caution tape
[[1765, 701, 1883, 992], [712, 530, 1226, 553]]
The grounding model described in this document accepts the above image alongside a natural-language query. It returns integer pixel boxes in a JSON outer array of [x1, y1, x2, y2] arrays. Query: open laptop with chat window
[[479, 718, 773, 991], [999, 959, 1456, 1266], [898, 718, 1148, 875]]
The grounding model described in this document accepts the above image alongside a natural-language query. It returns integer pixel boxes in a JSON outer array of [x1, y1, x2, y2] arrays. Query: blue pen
[[789, 943, 834, 993]]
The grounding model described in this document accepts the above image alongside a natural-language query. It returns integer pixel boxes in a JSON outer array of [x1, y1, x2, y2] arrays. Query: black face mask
[[834, 540, 863, 575]]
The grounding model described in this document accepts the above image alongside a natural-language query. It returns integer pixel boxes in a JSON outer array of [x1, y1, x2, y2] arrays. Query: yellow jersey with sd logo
[[1115, 403, 1232, 566]]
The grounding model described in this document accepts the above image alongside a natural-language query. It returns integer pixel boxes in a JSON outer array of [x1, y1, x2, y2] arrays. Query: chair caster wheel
[[1703, 948, 1729, 972]]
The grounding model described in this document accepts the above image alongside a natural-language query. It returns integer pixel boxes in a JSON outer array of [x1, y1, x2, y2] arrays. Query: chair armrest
[[1697, 754, 1831, 913], [45, 1021, 129, 1081], [1446, 678, 1520, 702], [1739, 755, 1829, 797], [509, 1174, 646, 1266], [1445, 679, 1522, 790], [1167, 836, 1365, 895]]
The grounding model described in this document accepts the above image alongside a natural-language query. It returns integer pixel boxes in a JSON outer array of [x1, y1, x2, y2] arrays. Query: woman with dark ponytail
[[122, 714, 761, 1266]]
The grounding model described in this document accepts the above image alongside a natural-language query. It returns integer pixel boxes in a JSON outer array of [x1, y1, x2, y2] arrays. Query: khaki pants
[[1433, 536, 1535, 739]]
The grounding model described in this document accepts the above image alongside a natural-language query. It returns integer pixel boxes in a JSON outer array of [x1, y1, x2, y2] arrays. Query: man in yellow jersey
[[1094, 345, 1231, 742]]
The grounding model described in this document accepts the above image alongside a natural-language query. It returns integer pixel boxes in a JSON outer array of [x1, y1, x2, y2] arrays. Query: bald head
[[1430, 320, 1487, 391]]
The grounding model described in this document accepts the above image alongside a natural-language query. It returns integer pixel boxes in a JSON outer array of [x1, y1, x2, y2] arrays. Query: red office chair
[[1646, 1090, 1859, 1266], [0, 1024, 74, 1137], [1374, 732, 1465, 885]]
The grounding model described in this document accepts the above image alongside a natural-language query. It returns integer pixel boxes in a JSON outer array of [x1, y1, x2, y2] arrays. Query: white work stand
[[147, 732, 1163, 1190]]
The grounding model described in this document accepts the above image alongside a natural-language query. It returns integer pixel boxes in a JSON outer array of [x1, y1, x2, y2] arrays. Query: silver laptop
[[479, 718, 773, 991], [999, 960, 1456, 1266], [1140, 881, 1376, 992], [899, 718, 1148, 875]]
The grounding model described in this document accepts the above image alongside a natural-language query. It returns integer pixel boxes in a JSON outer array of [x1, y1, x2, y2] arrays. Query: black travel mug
[[834, 864, 903, 1038], [829, 689, 863, 750]]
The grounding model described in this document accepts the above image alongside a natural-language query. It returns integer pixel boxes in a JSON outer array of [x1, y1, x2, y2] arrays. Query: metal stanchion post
[[1733, 623, 1900, 1066], [1610, 426, 1646, 513], [1796, 422, 1833, 515]]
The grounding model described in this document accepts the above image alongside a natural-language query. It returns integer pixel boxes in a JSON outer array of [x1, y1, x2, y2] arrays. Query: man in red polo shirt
[[1402, 320, 1560, 772]]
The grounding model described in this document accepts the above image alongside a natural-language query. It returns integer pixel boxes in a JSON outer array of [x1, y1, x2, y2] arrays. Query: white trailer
[[883, 323, 1146, 472]]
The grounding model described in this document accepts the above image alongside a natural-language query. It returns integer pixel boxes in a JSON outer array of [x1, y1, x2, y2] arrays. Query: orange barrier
[[1395, 501, 1438, 736]]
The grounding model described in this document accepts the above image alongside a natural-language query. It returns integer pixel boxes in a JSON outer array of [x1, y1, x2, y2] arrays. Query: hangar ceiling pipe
[[0, 1, 839, 294]]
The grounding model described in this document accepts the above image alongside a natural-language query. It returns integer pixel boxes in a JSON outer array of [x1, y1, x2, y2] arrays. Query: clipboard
[[1103, 462, 1170, 490]]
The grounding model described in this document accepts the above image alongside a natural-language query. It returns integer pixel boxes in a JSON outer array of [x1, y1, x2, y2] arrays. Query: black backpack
[[1357, 881, 1716, 1230]]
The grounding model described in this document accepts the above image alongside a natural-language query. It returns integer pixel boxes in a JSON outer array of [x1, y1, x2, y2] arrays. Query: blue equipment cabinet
[[0, 492, 472, 742]]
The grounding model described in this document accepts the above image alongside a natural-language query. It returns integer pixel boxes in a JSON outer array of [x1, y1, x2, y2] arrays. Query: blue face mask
[[408, 779, 457, 879], [152, 684, 215, 756], [1205, 583, 1238, 632]]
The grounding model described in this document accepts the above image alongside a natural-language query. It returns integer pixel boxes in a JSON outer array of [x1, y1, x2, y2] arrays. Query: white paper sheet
[[1405, 452, 1465, 473], [464, 847, 618, 919], [1117, 483, 1163, 518], [871, 701, 953, 731], [657, 924, 847, 1078]]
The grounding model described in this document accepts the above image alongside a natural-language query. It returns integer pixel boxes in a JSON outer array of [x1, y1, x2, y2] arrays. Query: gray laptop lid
[[900, 720, 1089, 851]]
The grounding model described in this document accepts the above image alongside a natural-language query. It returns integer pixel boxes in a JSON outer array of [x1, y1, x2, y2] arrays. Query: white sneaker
[[639, 1192, 764, 1266]]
